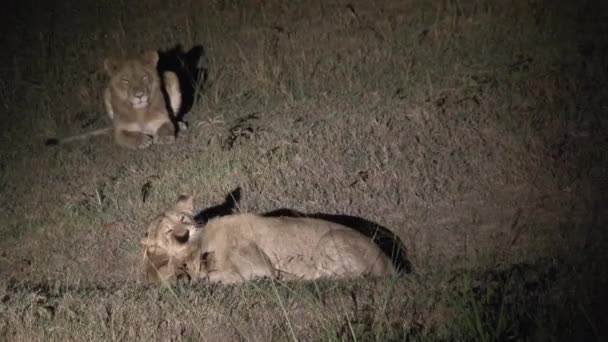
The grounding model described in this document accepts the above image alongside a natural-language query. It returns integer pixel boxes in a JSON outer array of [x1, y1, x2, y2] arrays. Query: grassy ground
[[1, 0, 607, 340]]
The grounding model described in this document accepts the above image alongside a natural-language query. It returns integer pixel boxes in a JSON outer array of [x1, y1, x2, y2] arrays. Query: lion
[[46, 50, 183, 149], [140, 195, 202, 283], [140, 195, 397, 285]]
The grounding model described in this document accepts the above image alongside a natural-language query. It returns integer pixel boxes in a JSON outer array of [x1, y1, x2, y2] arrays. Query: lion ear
[[103, 58, 120, 76], [141, 50, 159, 67], [174, 194, 194, 214]]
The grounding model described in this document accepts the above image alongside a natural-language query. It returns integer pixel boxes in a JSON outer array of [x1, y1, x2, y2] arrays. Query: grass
[[1, 0, 607, 340]]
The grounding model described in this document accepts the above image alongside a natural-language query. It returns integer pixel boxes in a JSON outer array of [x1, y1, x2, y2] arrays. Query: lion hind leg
[[315, 230, 393, 279], [231, 242, 277, 281]]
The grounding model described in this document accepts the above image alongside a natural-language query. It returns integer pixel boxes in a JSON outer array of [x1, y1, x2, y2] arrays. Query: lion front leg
[[103, 88, 115, 120], [229, 243, 277, 281], [153, 121, 176, 145], [199, 251, 246, 284], [207, 269, 245, 284], [201, 244, 276, 284], [114, 128, 153, 149]]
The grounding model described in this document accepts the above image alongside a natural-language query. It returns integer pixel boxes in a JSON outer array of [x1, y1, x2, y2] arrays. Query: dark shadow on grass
[[157, 44, 208, 122], [194, 187, 242, 224]]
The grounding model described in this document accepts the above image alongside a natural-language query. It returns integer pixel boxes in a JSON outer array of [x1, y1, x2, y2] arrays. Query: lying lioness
[[141, 195, 397, 284]]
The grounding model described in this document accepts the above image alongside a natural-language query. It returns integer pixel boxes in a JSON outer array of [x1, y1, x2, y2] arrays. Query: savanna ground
[[0, 0, 607, 340]]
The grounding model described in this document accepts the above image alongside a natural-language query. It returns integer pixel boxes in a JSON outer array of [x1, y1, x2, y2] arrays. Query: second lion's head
[[104, 50, 161, 110]]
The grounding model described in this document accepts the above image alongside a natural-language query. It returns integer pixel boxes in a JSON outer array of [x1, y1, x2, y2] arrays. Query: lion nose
[[135, 91, 145, 99]]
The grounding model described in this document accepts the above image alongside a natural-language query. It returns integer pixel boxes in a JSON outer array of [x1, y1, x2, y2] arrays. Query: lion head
[[141, 195, 202, 256], [104, 50, 162, 110], [140, 195, 204, 283]]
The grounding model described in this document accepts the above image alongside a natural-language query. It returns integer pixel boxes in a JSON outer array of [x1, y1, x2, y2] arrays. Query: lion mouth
[[132, 101, 148, 109], [173, 229, 190, 244], [131, 96, 149, 109]]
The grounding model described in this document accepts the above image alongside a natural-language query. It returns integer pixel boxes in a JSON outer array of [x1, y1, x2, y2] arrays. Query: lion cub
[[141, 195, 396, 284], [46, 50, 182, 149]]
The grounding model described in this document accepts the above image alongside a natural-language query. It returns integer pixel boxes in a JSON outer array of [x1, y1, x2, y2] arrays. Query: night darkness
[[0, 0, 607, 340]]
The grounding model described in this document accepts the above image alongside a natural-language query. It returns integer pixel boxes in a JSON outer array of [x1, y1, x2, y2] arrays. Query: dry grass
[[1, 0, 607, 340]]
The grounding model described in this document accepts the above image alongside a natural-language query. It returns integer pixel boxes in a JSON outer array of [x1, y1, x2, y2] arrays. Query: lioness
[[46, 50, 182, 149], [141, 195, 397, 284]]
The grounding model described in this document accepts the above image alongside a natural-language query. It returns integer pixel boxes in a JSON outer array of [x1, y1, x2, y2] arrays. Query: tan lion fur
[[103, 50, 181, 149], [46, 50, 182, 148], [141, 195, 396, 284]]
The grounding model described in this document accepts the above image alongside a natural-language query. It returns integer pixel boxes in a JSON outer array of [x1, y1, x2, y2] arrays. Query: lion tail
[[45, 127, 112, 146]]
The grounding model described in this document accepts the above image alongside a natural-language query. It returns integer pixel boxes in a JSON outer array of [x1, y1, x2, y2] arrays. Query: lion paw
[[177, 120, 188, 131], [154, 134, 176, 145], [136, 135, 154, 149]]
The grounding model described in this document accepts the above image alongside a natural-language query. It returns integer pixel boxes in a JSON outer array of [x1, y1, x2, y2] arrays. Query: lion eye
[[180, 215, 187, 223], [120, 79, 129, 85]]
